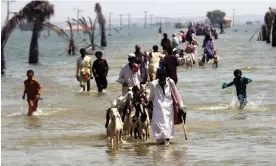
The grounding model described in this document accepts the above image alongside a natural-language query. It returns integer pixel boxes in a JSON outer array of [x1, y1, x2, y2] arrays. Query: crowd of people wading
[[23, 21, 224, 146]]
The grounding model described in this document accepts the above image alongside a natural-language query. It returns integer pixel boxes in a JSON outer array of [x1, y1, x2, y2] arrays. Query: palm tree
[[94, 3, 107, 47], [22, 1, 54, 63], [66, 18, 76, 55], [265, 11, 272, 43], [271, 8, 276, 47], [1, 1, 67, 74], [1, 15, 23, 74], [73, 16, 97, 50]]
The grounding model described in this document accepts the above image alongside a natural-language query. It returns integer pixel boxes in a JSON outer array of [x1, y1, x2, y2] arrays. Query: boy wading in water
[[222, 69, 253, 110], [92, 51, 109, 93], [22, 70, 42, 116]]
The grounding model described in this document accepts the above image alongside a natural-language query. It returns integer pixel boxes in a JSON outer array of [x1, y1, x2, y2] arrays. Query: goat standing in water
[[107, 108, 124, 146], [198, 54, 207, 68], [135, 103, 150, 141]]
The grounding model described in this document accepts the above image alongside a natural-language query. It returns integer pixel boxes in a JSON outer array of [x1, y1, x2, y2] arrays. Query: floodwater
[[1, 25, 276, 165]]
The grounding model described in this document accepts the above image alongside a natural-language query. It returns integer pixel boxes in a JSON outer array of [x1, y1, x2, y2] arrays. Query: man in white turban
[[117, 53, 141, 96]]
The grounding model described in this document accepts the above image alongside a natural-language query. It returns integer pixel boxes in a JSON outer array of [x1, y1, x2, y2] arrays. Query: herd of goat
[[106, 84, 151, 146]]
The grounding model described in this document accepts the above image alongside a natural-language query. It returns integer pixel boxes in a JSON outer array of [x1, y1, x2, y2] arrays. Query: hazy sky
[[1, 0, 276, 22]]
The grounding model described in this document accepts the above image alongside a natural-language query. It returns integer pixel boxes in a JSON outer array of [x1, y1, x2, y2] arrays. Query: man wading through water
[[76, 48, 93, 92], [92, 51, 109, 93], [105, 54, 141, 128], [117, 53, 141, 96], [134, 45, 148, 84], [161, 33, 172, 53], [148, 68, 185, 145]]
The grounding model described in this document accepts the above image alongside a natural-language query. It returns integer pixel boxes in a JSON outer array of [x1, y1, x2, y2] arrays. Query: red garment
[[181, 33, 186, 42]]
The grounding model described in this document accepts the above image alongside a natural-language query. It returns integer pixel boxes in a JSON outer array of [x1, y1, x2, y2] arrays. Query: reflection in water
[[133, 143, 150, 156], [106, 144, 122, 163], [152, 145, 188, 165], [24, 116, 41, 129]]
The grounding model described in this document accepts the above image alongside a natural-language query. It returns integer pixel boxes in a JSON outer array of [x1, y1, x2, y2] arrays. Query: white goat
[[184, 54, 193, 69], [107, 108, 124, 146]]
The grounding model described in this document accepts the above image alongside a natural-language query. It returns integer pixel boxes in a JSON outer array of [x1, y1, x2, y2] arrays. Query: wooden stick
[[181, 116, 188, 140]]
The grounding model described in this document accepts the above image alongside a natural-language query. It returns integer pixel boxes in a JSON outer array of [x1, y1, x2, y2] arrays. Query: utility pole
[[74, 8, 83, 34], [108, 12, 113, 35], [232, 9, 235, 27], [2, 0, 16, 24], [144, 11, 148, 29], [150, 14, 153, 27], [128, 14, 131, 30], [119, 14, 123, 30]]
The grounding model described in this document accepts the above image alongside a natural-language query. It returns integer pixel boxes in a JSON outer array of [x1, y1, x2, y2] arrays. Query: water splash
[[229, 93, 266, 111], [5, 108, 66, 117], [197, 104, 230, 111]]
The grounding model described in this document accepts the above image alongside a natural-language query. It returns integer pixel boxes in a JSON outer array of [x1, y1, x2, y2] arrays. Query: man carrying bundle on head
[[75, 48, 93, 92]]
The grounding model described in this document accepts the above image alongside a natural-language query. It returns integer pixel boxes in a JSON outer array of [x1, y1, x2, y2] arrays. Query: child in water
[[222, 69, 253, 109], [22, 70, 42, 116]]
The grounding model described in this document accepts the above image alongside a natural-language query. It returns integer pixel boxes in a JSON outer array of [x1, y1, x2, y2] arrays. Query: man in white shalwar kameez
[[117, 54, 141, 96], [76, 48, 93, 92], [149, 68, 185, 145]]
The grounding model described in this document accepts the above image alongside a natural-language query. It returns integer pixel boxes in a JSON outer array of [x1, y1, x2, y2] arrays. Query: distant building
[[224, 16, 232, 27]]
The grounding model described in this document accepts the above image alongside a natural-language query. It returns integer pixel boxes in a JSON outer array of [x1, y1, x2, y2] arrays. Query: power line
[[144, 11, 148, 29], [150, 14, 153, 27], [119, 14, 123, 30], [232, 9, 235, 27], [73, 8, 83, 34], [2, 0, 16, 24], [128, 14, 131, 30], [108, 12, 113, 35]]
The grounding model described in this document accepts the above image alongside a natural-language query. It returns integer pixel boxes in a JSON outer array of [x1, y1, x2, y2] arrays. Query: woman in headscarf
[[171, 33, 179, 50], [202, 34, 214, 62], [148, 68, 185, 145], [148, 45, 165, 81]]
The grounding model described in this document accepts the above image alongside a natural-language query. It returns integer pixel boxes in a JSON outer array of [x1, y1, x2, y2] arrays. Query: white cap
[[128, 53, 135, 58]]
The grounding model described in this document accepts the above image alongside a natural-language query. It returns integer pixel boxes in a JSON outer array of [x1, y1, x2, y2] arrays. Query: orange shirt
[[24, 78, 42, 99]]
